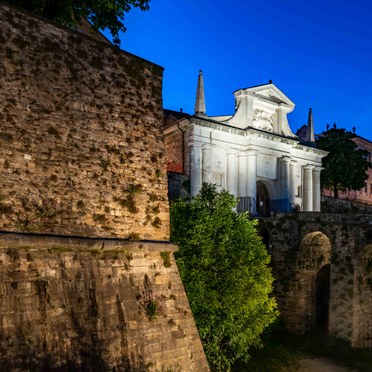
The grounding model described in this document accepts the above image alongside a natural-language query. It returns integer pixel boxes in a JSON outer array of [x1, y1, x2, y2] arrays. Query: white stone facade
[[164, 77, 327, 214]]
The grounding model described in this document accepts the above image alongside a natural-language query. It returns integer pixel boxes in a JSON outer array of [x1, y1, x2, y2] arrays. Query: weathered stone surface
[[0, 2, 168, 240], [0, 4, 209, 370], [321, 195, 372, 214], [0, 233, 209, 371], [261, 212, 372, 348]]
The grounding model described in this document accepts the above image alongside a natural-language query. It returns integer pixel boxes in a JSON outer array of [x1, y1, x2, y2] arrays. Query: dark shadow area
[[233, 330, 372, 372], [256, 181, 270, 217], [315, 264, 330, 331]]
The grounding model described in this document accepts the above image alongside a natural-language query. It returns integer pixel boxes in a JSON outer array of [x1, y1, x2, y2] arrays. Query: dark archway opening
[[256, 181, 270, 217], [315, 264, 330, 331]]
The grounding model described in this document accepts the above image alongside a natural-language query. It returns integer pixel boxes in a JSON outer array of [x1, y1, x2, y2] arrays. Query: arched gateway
[[256, 181, 270, 217]]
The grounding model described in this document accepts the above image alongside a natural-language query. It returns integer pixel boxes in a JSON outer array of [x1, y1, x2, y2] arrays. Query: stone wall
[[0, 2, 169, 240], [0, 233, 209, 371], [165, 130, 184, 174], [321, 195, 372, 214], [260, 212, 372, 348], [0, 4, 209, 370]]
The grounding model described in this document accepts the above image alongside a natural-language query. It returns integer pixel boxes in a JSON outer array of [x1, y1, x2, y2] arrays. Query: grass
[[233, 331, 372, 372]]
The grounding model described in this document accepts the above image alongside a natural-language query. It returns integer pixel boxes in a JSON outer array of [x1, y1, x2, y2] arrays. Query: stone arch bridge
[[260, 212, 372, 348]]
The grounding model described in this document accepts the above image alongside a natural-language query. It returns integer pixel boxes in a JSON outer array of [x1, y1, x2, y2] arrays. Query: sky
[[105, 0, 371, 140]]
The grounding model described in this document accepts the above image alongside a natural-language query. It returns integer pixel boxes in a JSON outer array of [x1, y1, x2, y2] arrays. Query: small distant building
[[322, 135, 372, 204], [164, 71, 327, 215]]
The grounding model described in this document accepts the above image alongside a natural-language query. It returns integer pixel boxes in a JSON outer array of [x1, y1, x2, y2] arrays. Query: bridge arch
[[297, 231, 332, 333], [262, 212, 372, 346]]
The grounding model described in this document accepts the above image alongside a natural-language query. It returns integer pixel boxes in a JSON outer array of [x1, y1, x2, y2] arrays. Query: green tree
[[7, 0, 150, 45], [170, 183, 278, 371], [316, 128, 370, 198]]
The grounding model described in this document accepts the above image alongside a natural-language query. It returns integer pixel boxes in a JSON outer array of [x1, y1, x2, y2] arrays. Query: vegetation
[[7, 0, 151, 45], [170, 183, 278, 371], [316, 128, 370, 198]]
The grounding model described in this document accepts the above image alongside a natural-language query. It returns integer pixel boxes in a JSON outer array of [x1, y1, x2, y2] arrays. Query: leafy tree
[[170, 183, 278, 371], [316, 128, 370, 198], [7, 0, 150, 45]]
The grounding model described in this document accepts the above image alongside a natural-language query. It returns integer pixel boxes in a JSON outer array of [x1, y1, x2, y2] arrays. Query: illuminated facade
[[164, 72, 327, 215]]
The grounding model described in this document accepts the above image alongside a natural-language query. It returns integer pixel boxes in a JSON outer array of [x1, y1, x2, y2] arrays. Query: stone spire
[[194, 70, 206, 116], [305, 108, 315, 142]]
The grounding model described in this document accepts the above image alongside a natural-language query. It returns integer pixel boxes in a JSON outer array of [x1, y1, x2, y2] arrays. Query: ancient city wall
[[0, 3, 208, 370], [0, 2, 168, 240], [261, 212, 372, 348], [0, 233, 208, 371]]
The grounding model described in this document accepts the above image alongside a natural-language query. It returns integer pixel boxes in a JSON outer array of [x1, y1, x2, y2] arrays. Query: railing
[[237, 197, 255, 214]]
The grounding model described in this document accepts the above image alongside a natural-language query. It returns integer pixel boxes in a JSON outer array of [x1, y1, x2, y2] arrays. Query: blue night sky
[[107, 0, 371, 140]]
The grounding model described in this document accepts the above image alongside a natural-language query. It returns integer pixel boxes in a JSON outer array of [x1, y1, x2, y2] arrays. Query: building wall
[[165, 130, 184, 174], [166, 116, 325, 213], [0, 3, 169, 240]]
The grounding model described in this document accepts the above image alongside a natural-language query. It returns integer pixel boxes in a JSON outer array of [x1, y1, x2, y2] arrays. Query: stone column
[[189, 143, 202, 196], [227, 151, 238, 197], [303, 165, 314, 211], [238, 152, 247, 197], [290, 160, 297, 210], [280, 156, 291, 211], [312, 167, 321, 212], [202, 145, 212, 184], [246, 150, 257, 214]]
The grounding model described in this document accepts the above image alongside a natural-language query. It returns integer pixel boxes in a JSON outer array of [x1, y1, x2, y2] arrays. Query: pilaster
[[312, 167, 321, 212], [303, 165, 314, 211], [202, 144, 212, 184], [227, 151, 238, 197], [189, 142, 202, 196], [246, 150, 257, 214], [238, 152, 247, 197]]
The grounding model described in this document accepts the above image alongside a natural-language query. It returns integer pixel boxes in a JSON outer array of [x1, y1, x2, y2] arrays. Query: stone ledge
[[0, 232, 178, 253]]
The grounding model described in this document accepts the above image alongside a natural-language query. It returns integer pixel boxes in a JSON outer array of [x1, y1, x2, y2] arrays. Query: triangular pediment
[[235, 83, 295, 108], [228, 83, 296, 135]]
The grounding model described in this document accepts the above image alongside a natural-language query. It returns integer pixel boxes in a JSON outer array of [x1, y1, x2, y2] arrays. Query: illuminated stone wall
[[0, 4, 209, 370], [0, 3, 169, 240], [0, 234, 209, 371]]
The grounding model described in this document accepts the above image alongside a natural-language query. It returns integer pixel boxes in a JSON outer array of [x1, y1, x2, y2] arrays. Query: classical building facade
[[164, 71, 327, 215]]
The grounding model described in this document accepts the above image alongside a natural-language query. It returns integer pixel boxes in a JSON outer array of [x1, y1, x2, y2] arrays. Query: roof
[[164, 109, 191, 120]]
